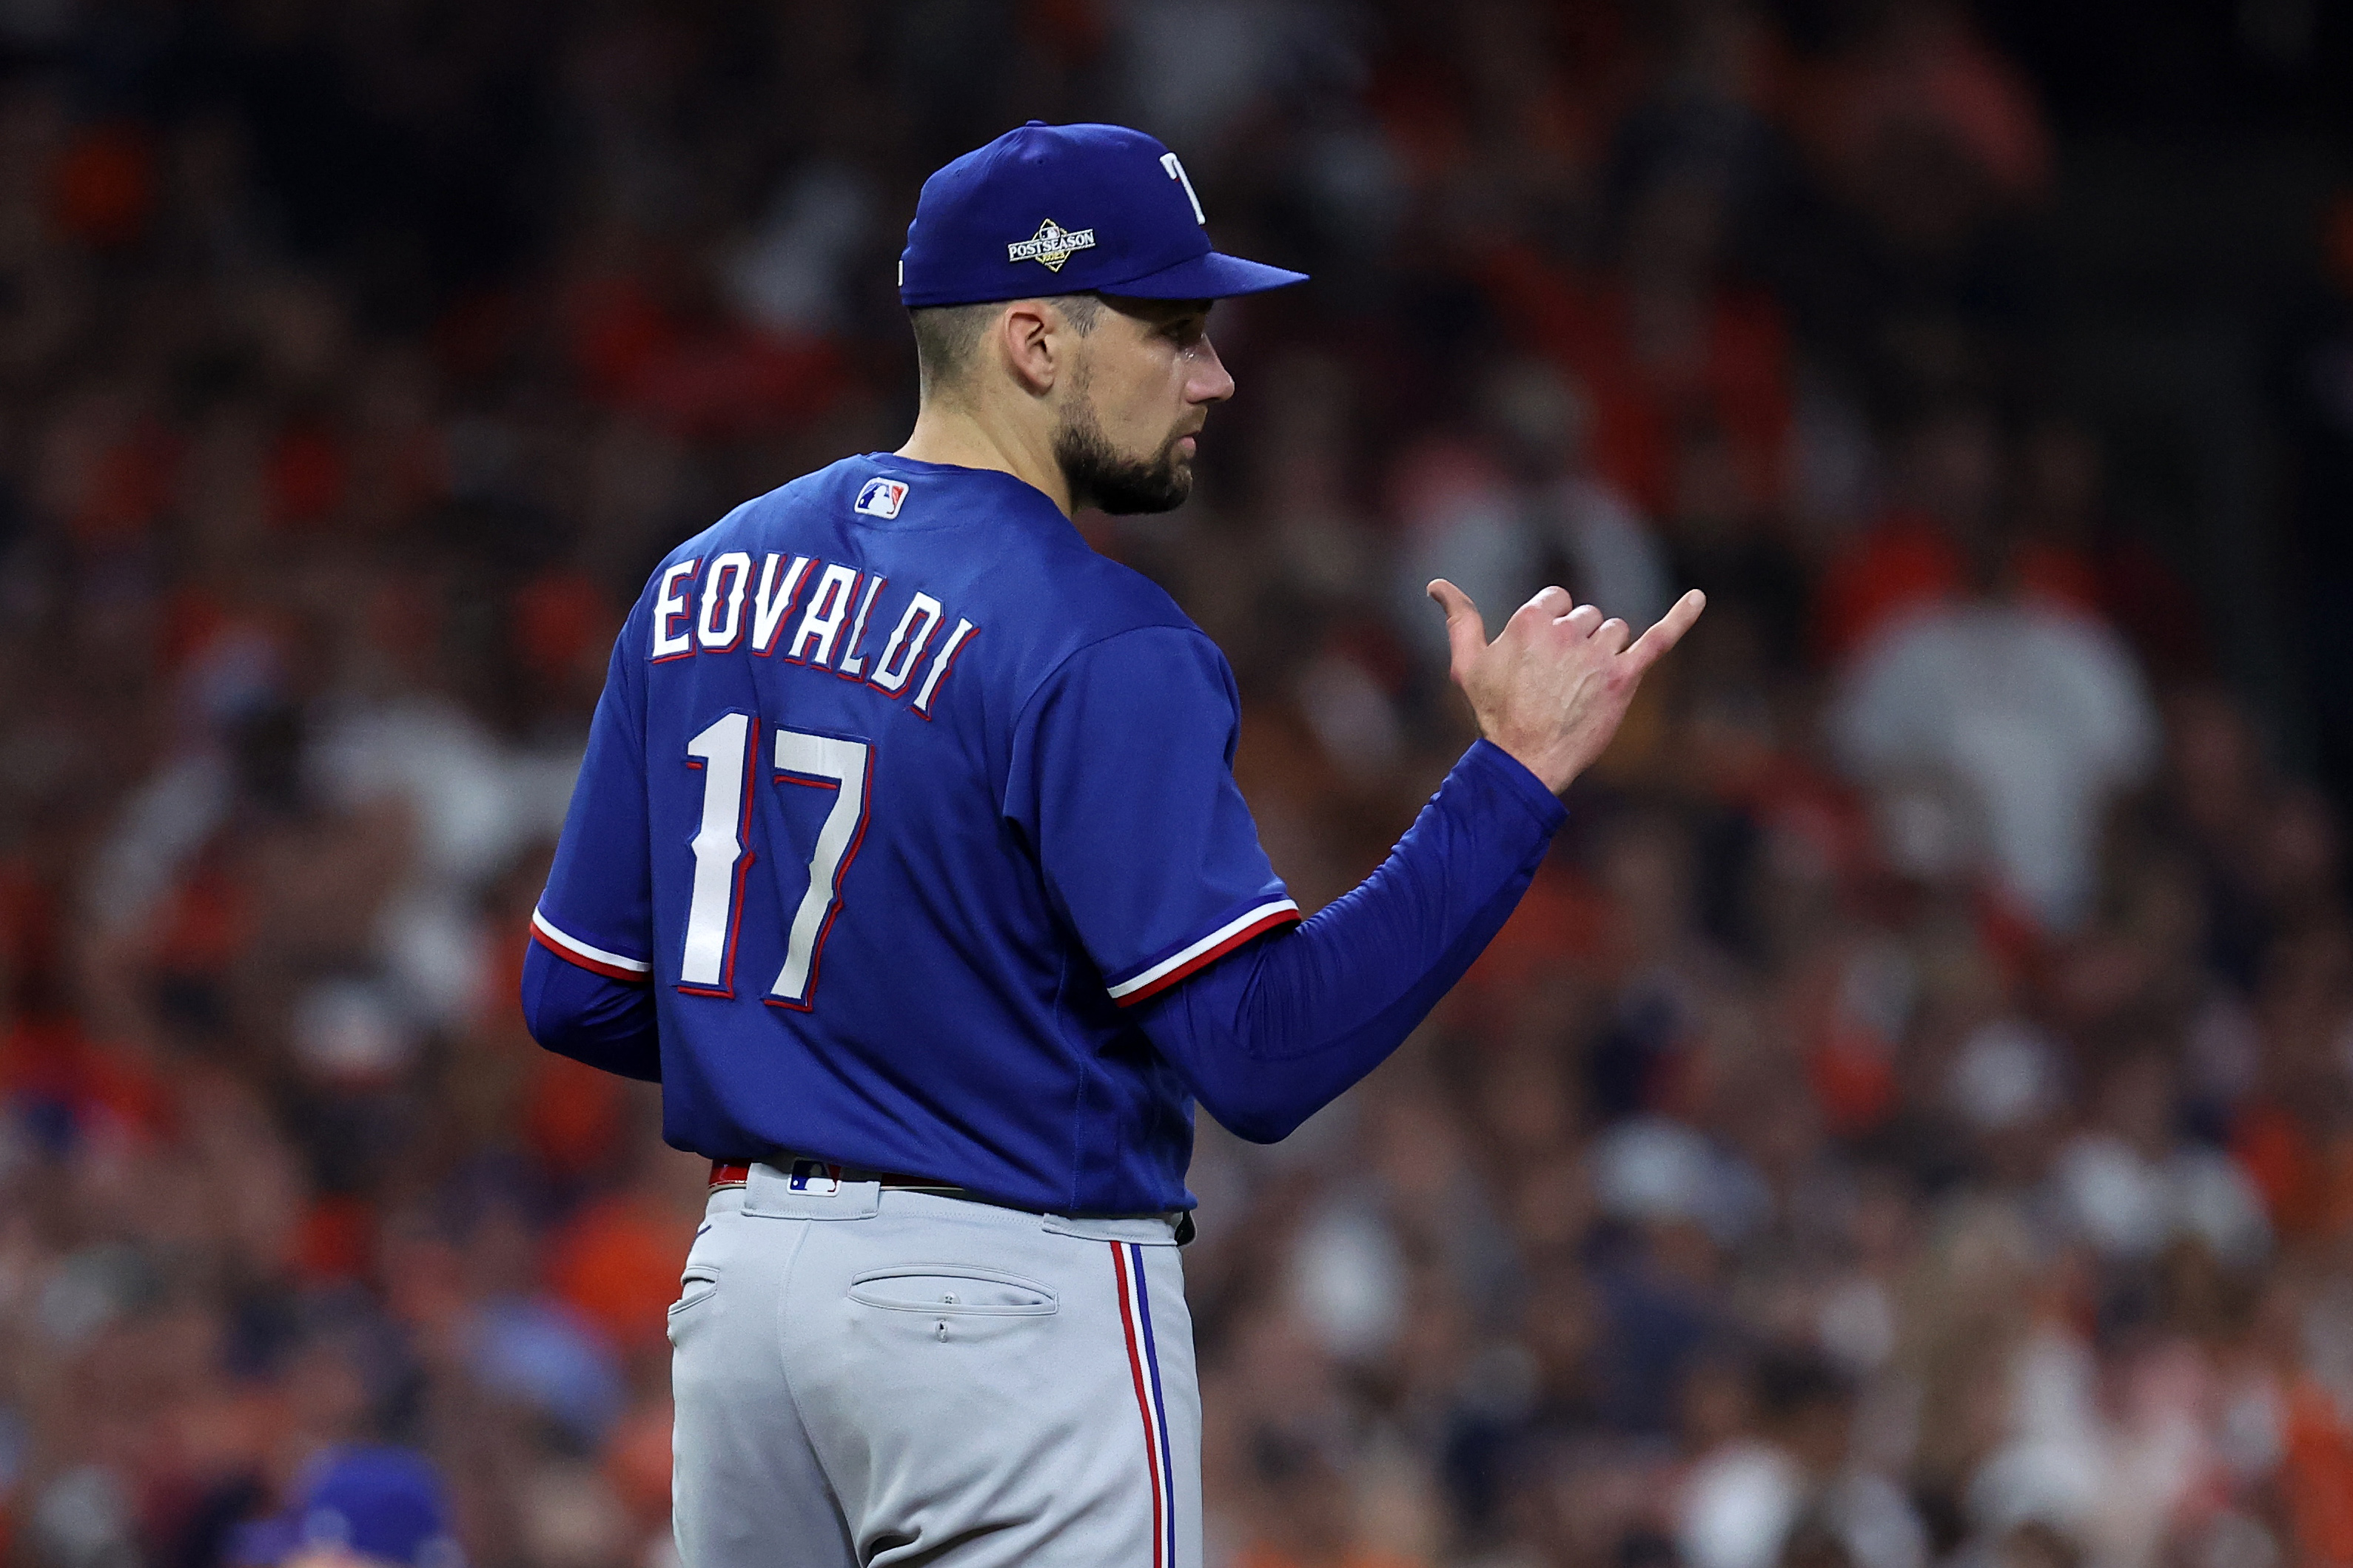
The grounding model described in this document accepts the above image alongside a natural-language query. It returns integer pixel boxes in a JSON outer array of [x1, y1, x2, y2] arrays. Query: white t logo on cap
[[1161, 152, 1205, 226]]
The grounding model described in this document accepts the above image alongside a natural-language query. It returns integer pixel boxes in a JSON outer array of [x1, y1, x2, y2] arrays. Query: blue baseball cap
[[230, 1447, 463, 1568], [899, 121, 1308, 308]]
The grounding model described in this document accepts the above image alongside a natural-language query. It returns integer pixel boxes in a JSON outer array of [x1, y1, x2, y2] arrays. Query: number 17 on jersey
[[678, 714, 873, 1010]]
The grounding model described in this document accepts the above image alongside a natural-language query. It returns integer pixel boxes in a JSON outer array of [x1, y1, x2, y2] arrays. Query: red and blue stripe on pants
[[1111, 1242, 1179, 1568]]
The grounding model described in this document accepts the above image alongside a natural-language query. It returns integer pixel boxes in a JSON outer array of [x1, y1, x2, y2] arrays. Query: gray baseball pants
[[668, 1161, 1199, 1567]]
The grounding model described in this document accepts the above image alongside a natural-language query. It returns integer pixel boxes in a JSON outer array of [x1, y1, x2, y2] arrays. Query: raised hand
[[1426, 580, 1706, 795]]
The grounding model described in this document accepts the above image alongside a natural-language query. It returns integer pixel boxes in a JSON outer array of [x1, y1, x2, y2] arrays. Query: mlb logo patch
[[855, 478, 909, 519], [788, 1160, 845, 1195]]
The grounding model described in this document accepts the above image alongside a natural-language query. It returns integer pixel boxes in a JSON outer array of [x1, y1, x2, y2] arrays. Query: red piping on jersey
[[835, 574, 887, 680], [751, 554, 816, 658], [531, 924, 652, 984], [866, 600, 942, 694], [697, 556, 750, 652], [1112, 907, 1301, 1009], [651, 558, 702, 663], [677, 719, 761, 1000], [782, 569, 860, 667], [910, 621, 979, 719], [763, 740, 874, 1012]]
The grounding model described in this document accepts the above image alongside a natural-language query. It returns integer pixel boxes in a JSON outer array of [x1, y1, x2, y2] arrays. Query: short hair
[[909, 294, 1101, 398]]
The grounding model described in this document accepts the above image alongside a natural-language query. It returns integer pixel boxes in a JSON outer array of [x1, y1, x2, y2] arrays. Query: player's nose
[[1186, 335, 1235, 405]]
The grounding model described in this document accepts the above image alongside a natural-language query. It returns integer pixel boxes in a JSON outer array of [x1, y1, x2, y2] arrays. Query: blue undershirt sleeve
[[1131, 739, 1566, 1143], [521, 938, 663, 1082]]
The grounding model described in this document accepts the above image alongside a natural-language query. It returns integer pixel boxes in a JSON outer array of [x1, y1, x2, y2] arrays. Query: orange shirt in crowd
[[544, 1192, 691, 1354], [2284, 1377, 2353, 1567], [560, 270, 849, 440], [1810, 509, 1963, 664], [2233, 1101, 2353, 1240], [1482, 243, 1792, 522], [1813, 515, 2173, 673]]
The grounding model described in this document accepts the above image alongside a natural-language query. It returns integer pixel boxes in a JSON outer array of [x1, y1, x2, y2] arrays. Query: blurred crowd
[[0, 3, 2349, 1568]]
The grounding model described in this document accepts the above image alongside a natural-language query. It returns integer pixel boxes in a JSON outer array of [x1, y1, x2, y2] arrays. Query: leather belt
[[705, 1157, 1198, 1245], [708, 1158, 965, 1195]]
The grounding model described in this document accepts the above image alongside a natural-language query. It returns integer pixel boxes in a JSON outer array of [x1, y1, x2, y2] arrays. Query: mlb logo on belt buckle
[[788, 1160, 844, 1195], [854, 478, 908, 518]]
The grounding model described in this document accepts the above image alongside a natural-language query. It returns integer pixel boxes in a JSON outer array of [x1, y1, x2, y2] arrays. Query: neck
[[898, 394, 1073, 516]]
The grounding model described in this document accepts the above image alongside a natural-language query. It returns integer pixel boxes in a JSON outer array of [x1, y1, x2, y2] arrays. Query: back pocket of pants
[[670, 1265, 720, 1317], [847, 1265, 1057, 1316]]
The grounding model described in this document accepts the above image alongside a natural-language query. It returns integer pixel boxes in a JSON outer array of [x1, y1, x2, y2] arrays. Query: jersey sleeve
[[1007, 626, 1298, 1008], [533, 625, 656, 983]]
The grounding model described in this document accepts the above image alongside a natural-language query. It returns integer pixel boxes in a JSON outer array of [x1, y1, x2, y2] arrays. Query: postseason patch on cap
[[899, 122, 1306, 307], [855, 478, 908, 518], [1007, 219, 1095, 273]]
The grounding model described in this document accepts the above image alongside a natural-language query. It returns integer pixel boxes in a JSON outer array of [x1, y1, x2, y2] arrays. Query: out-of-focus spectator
[[229, 1447, 463, 1568], [1828, 529, 2159, 932], [1677, 1350, 1924, 1568]]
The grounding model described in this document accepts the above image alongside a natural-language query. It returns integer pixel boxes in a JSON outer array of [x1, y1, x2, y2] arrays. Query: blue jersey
[[532, 454, 1298, 1214]]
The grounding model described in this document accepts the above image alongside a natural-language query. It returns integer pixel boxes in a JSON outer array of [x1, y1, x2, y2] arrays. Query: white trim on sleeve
[[1104, 898, 1300, 1001], [531, 908, 653, 976]]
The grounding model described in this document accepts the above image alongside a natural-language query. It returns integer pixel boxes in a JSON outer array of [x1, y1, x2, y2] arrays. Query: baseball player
[[522, 121, 1702, 1568]]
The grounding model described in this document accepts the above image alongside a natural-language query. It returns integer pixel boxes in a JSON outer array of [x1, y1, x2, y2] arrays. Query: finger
[[1622, 588, 1707, 673], [1564, 602, 1604, 637], [1595, 616, 1631, 655], [1506, 588, 1573, 647], [1425, 579, 1489, 682]]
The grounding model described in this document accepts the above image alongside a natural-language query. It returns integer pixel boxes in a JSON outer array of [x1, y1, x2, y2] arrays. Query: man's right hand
[[1426, 580, 1706, 796]]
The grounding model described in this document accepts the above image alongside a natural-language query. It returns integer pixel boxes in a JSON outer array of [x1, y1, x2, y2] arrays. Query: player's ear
[[996, 300, 1060, 396]]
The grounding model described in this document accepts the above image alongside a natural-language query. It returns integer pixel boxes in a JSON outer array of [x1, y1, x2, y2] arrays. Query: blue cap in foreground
[[230, 1447, 463, 1568], [899, 121, 1308, 308]]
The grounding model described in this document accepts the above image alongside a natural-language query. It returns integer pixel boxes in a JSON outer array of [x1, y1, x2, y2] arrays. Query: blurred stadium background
[[2, 2, 2352, 1567]]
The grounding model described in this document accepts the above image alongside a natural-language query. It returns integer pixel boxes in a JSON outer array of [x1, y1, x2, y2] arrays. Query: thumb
[[1426, 579, 1488, 684]]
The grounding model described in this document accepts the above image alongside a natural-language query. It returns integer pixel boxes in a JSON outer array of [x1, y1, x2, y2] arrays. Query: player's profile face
[[1052, 295, 1231, 515]]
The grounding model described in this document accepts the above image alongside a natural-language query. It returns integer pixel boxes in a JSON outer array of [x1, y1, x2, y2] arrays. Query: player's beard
[[1053, 386, 1194, 515]]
